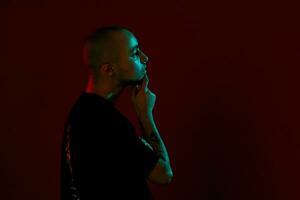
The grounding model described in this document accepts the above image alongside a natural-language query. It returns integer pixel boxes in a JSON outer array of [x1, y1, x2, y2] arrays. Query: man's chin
[[122, 76, 145, 86]]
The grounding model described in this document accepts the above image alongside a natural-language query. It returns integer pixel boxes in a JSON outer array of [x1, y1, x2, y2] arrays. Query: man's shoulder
[[71, 92, 113, 114], [65, 92, 136, 136], [63, 93, 111, 130]]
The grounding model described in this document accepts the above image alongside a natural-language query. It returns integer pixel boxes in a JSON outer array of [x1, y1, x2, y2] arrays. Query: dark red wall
[[1, 0, 299, 199]]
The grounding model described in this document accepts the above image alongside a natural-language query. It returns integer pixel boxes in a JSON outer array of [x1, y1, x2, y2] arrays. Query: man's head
[[83, 26, 149, 87]]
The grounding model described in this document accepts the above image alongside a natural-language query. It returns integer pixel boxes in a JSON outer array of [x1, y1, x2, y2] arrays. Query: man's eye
[[133, 50, 139, 57]]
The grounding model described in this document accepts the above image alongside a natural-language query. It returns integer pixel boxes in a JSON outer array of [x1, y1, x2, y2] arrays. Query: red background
[[1, 0, 299, 199]]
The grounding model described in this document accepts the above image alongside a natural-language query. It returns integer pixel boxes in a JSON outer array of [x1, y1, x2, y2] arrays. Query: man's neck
[[85, 78, 124, 104]]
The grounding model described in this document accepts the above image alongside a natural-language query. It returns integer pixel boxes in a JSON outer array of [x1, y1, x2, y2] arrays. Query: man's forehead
[[128, 36, 139, 50], [112, 30, 139, 52], [124, 32, 139, 53]]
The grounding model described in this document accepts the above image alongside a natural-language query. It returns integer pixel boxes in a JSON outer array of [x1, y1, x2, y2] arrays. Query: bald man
[[60, 26, 173, 200]]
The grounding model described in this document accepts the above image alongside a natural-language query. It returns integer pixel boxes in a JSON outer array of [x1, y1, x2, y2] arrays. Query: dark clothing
[[60, 92, 159, 200]]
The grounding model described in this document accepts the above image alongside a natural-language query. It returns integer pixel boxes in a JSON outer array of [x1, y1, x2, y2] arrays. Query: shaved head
[[83, 26, 128, 71]]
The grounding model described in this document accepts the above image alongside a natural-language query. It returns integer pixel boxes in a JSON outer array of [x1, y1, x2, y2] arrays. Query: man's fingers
[[133, 74, 149, 97], [141, 74, 149, 91], [133, 85, 140, 96]]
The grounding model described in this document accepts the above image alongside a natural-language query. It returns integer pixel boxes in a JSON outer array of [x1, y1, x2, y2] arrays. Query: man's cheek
[[136, 64, 143, 72]]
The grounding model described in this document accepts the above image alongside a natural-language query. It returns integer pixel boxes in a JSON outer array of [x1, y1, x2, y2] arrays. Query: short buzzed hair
[[83, 25, 128, 70]]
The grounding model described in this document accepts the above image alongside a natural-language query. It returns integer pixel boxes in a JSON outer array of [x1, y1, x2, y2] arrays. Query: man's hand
[[131, 74, 156, 120], [131, 74, 173, 184]]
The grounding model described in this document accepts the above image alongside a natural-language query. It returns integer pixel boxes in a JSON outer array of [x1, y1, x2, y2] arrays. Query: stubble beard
[[121, 74, 145, 86]]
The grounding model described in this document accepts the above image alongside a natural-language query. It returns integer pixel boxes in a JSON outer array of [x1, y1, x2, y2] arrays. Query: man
[[60, 26, 173, 200]]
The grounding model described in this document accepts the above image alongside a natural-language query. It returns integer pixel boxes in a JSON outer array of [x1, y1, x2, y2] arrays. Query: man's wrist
[[139, 113, 157, 136], [139, 112, 153, 124]]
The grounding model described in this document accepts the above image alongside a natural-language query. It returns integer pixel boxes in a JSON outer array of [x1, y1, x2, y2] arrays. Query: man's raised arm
[[131, 74, 173, 184]]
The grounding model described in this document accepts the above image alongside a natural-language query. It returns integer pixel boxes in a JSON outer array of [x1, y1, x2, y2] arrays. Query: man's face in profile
[[114, 30, 149, 86]]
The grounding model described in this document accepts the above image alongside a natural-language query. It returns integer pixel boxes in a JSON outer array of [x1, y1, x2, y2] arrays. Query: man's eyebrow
[[130, 45, 139, 53]]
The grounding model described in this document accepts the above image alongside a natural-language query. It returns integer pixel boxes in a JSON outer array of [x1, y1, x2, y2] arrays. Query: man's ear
[[101, 63, 115, 76]]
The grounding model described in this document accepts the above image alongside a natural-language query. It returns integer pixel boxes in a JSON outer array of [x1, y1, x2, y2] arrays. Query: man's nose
[[140, 51, 149, 64]]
